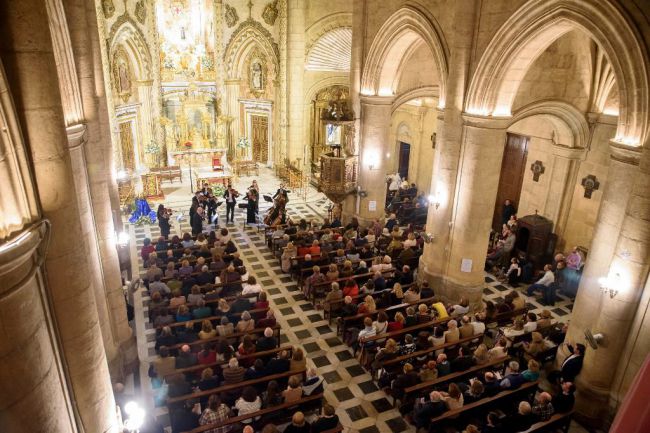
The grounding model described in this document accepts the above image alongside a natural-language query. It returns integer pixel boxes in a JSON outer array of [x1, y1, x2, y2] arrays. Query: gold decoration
[[112, 47, 133, 103], [246, 49, 268, 98], [225, 4, 239, 28], [135, 0, 147, 24], [262, 0, 279, 25], [102, 0, 115, 18], [119, 122, 136, 170]]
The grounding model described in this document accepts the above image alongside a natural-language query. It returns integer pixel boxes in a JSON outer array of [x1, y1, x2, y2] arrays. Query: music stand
[[263, 194, 273, 203]]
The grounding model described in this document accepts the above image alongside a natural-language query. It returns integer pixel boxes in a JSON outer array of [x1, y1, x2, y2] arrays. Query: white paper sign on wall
[[368, 200, 377, 211], [461, 258, 472, 273]]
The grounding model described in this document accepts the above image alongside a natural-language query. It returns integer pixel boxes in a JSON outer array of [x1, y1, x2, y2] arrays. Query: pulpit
[[515, 213, 556, 268], [318, 152, 358, 203]]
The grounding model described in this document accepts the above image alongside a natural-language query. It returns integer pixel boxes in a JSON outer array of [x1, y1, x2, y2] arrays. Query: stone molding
[[45, 0, 85, 126], [360, 94, 394, 106], [509, 100, 590, 149], [305, 12, 352, 53], [461, 112, 511, 130], [465, 0, 649, 146], [66, 124, 88, 150], [224, 18, 280, 80], [0, 220, 50, 298], [360, 5, 449, 101], [391, 85, 440, 114], [609, 140, 642, 166]]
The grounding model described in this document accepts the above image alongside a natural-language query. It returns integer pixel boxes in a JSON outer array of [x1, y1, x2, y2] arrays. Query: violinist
[[223, 183, 239, 224], [246, 183, 259, 225], [205, 191, 219, 226], [157, 204, 171, 239]]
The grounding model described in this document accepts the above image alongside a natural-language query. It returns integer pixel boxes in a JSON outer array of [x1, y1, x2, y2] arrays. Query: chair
[[212, 156, 224, 172]]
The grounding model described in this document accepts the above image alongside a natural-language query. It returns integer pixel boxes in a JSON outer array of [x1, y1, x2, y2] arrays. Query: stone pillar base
[[106, 335, 139, 381], [418, 258, 483, 307], [573, 376, 616, 430]]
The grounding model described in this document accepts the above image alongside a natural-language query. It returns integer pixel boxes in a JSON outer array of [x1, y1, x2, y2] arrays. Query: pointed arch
[[108, 16, 152, 80], [224, 18, 280, 80], [360, 5, 449, 106], [465, 0, 649, 146], [509, 100, 590, 149]]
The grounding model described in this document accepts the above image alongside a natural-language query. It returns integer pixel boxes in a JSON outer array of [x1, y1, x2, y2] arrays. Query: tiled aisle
[[128, 166, 578, 433]]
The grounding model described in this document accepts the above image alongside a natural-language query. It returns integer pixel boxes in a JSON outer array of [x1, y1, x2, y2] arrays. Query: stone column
[[353, 95, 393, 224], [63, 0, 137, 377], [564, 143, 641, 353], [571, 142, 650, 424], [225, 79, 241, 156], [0, 1, 118, 431], [137, 80, 156, 167], [286, 0, 305, 165], [1, 60, 78, 433], [442, 114, 508, 303], [419, 0, 479, 290]]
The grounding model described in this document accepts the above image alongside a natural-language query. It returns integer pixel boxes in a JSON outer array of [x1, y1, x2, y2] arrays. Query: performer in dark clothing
[[191, 207, 204, 235], [157, 204, 171, 239], [223, 184, 239, 224], [246, 184, 258, 224], [501, 199, 517, 226]]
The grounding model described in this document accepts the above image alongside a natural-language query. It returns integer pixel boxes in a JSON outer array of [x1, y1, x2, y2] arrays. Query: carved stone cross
[[248, 0, 254, 17]]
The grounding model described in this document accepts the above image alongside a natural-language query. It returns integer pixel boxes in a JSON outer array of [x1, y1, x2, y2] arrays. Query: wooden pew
[[159, 307, 269, 331], [167, 368, 307, 406], [378, 334, 485, 376], [311, 268, 397, 303], [339, 296, 438, 338], [400, 356, 510, 407], [523, 410, 574, 433], [183, 393, 325, 433], [428, 380, 539, 425], [323, 283, 416, 322], [162, 324, 280, 354], [164, 345, 294, 380]]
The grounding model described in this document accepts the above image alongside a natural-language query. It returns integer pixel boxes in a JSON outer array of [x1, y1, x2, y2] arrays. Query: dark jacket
[[191, 212, 203, 235], [413, 400, 447, 428], [451, 355, 476, 373]]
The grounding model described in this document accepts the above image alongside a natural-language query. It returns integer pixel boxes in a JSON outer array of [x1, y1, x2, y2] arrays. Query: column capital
[[360, 94, 394, 106], [225, 78, 242, 85], [609, 140, 642, 166], [66, 123, 88, 150], [461, 112, 511, 129], [0, 220, 49, 294]]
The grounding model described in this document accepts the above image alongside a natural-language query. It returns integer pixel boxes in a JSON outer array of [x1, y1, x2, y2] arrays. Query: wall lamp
[[598, 273, 621, 299], [428, 194, 440, 209], [422, 233, 435, 243]]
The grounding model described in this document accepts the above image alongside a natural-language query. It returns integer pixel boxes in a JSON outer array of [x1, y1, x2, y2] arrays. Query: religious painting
[[325, 124, 342, 146], [112, 48, 133, 103]]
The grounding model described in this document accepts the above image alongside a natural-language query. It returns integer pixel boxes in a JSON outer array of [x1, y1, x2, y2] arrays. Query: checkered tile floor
[[127, 167, 577, 433]]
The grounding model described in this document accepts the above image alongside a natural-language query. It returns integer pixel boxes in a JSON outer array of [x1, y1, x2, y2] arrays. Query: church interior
[[1, 0, 650, 432]]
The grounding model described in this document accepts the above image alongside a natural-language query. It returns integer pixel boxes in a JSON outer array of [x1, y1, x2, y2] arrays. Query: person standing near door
[[223, 184, 239, 224], [502, 199, 517, 226]]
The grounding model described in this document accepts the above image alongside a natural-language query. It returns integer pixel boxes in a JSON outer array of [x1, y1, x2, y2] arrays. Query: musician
[[205, 192, 219, 226], [246, 184, 259, 225], [273, 183, 289, 203], [157, 204, 172, 239], [223, 184, 239, 223], [191, 206, 205, 236], [200, 182, 212, 196]]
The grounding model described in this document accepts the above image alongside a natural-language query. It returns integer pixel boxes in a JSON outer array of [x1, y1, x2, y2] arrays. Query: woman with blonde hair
[[473, 343, 489, 365], [169, 289, 187, 309], [442, 382, 464, 410], [417, 303, 431, 323], [370, 256, 382, 273], [217, 316, 234, 337], [522, 358, 541, 381], [523, 331, 546, 360], [357, 295, 377, 314], [199, 320, 217, 340], [340, 260, 354, 278], [326, 263, 339, 281], [281, 241, 296, 273], [391, 283, 404, 304], [388, 311, 405, 332], [290, 347, 306, 371]]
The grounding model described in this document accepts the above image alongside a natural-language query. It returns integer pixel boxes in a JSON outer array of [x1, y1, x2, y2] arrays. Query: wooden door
[[492, 133, 529, 231], [119, 122, 135, 170], [251, 115, 268, 163], [398, 142, 411, 180]]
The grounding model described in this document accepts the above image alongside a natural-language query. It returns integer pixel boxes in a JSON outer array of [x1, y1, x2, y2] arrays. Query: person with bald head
[[413, 390, 447, 429], [532, 391, 555, 421], [283, 411, 311, 433], [175, 344, 198, 369]]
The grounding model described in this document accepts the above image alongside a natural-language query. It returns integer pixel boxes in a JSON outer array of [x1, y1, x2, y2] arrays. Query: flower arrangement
[[133, 215, 155, 226], [212, 184, 226, 197], [183, 141, 193, 149], [145, 141, 160, 154], [237, 137, 251, 149]]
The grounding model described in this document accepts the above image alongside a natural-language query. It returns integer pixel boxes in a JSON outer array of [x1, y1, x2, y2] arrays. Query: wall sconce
[[116, 231, 130, 247], [364, 150, 380, 171], [598, 273, 622, 299], [428, 194, 440, 209], [422, 233, 435, 243]]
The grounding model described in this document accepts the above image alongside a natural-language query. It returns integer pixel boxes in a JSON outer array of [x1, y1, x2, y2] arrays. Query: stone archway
[[465, 0, 649, 146], [360, 5, 449, 102]]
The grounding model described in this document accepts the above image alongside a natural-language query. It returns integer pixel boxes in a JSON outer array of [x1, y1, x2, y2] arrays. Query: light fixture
[[116, 231, 130, 247], [422, 233, 435, 243], [116, 169, 129, 181], [364, 150, 380, 171], [123, 401, 145, 432], [428, 194, 440, 209], [598, 272, 621, 299]]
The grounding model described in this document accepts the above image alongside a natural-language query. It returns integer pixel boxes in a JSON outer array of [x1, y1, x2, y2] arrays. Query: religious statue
[[251, 61, 263, 90], [118, 63, 131, 93]]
